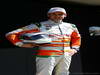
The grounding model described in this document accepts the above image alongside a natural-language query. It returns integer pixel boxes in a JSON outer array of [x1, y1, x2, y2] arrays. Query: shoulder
[[63, 22, 77, 28], [40, 20, 49, 24], [21, 24, 38, 30], [39, 20, 51, 28]]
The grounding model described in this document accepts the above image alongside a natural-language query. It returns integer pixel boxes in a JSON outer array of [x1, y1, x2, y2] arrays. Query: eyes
[[48, 12, 67, 18], [48, 12, 66, 17], [50, 13, 65, 16]]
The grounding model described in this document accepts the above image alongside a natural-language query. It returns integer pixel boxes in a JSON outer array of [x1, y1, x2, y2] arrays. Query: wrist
[[15, 42, 24, 47]]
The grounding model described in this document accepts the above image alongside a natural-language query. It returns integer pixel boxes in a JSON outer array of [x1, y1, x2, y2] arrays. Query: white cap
[[48, 7, 66, 14]]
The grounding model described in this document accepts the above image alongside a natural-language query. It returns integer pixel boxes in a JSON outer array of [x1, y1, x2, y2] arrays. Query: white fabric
[[39, 20, 80, 52], [22, 33, 52, 44], [36, 54, 71, 75]]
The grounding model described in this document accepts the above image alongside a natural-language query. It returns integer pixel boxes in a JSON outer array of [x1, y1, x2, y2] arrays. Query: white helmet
[[48, 7, 66, 14], [19, 32, 52, 44], [89, 26, 100, 36]]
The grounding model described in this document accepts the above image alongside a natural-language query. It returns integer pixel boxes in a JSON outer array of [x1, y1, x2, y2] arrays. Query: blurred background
[[0, 0, 100, 75]]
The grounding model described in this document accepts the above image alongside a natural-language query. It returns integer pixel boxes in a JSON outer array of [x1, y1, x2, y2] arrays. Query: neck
[[50, 19, 62, 23]]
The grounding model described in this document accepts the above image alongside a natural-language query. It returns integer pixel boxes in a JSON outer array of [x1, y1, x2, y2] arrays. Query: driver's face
[[48, 12, 66, 23]]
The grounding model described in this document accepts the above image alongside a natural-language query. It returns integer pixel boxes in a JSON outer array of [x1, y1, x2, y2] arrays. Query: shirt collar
[[48, 19, 63, 25]]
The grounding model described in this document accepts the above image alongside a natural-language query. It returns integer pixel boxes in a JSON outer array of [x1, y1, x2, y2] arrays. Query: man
[[6, 7, 81, 75]]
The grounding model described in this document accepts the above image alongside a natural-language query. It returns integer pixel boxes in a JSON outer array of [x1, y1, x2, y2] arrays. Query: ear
[[47, 14, 51, 18], [64, 13, 67, 17]]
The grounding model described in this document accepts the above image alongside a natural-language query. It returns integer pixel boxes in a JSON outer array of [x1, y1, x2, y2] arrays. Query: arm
[[71, 30, 81, 51], [69, 25, 81, 55], [5, 24, 40, 47]]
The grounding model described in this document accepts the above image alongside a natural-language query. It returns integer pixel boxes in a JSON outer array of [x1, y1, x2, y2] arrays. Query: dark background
[[0, 0, 100, 75]]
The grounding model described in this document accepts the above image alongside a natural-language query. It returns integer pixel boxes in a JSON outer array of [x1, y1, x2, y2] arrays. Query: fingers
[[65, 49, 77, 56], [21, 44, 37, 48]]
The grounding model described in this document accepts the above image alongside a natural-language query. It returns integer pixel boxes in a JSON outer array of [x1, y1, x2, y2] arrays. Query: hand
[[69, 49, 77, 56], [21, 43, 39, 48], [65, 49, 77, 56]]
